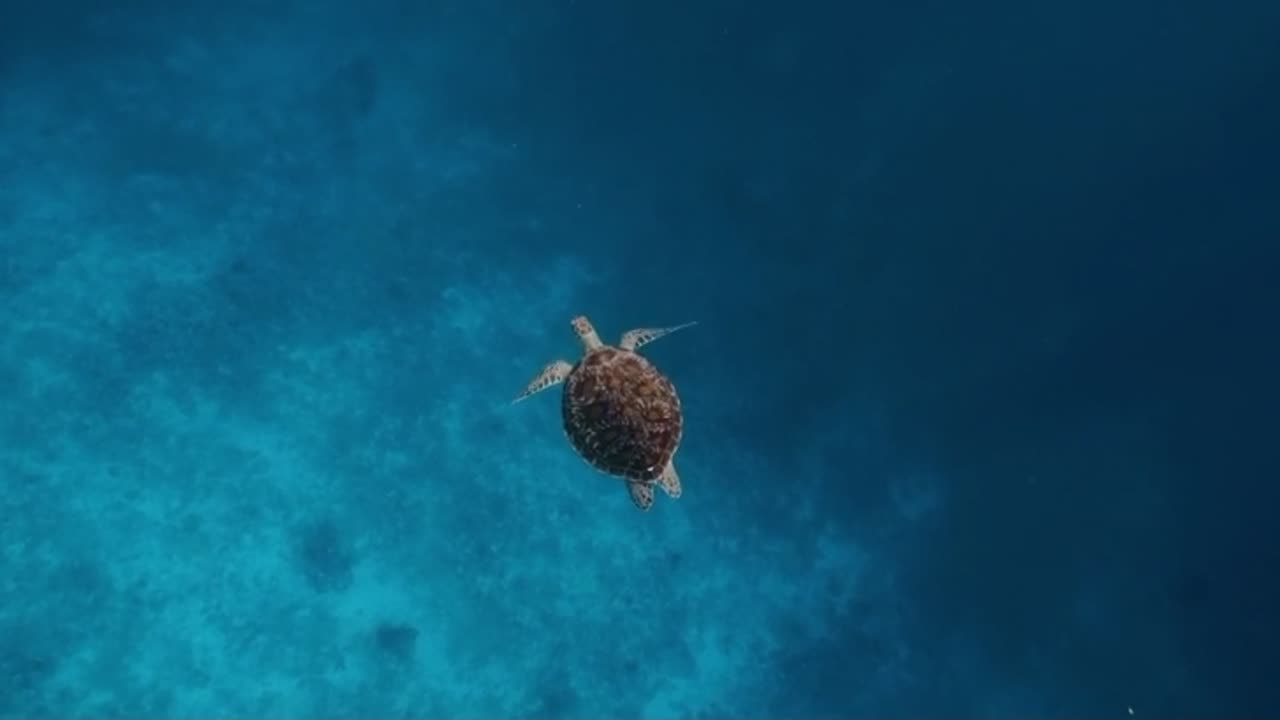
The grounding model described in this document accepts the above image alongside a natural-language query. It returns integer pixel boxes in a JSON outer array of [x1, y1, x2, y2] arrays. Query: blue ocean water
[[3, 1, 1278, 717]]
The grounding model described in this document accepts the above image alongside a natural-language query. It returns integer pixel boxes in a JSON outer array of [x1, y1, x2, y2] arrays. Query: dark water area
[[2, 1, 1277, 717]]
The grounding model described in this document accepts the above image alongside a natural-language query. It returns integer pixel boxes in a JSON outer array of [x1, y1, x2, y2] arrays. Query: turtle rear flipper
[[627, 481, 655, 511], [658, 462, 682, 499]]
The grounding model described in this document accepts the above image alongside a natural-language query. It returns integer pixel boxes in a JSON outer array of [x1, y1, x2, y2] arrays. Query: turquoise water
[[2, 1, 1278, 718]]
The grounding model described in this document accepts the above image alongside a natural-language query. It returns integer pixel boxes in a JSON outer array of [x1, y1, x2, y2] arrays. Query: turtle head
[[571, 315, 604, 351]]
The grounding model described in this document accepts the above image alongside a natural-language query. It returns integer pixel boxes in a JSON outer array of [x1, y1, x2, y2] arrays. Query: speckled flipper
[[658, 462, 682, 499], [619, 322, 697, 352], [627, 481, 655, 511], [513, 360, 573, 404]]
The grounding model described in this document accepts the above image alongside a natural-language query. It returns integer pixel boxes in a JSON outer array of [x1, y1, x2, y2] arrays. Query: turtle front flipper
[[619, 322, 697, 352], [512, 360, 573, 404], [627, 481, 655, 511]]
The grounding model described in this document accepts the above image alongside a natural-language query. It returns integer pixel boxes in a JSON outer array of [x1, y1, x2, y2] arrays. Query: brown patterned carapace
[[561, 347, 683, 482]]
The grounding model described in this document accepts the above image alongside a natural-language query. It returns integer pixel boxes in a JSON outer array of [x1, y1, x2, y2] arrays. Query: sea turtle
[[513, 315, 696, 511]]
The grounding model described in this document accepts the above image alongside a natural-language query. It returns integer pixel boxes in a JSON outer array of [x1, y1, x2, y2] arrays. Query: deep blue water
[[2, 1, 1278, 718]]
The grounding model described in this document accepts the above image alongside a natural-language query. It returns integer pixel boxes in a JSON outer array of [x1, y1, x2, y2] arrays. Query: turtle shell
[[561, 347, 683, 482]]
